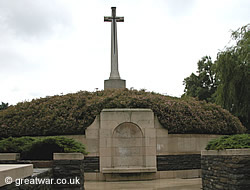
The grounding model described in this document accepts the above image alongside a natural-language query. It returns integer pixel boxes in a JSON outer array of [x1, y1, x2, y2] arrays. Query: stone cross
[[104, 7, 124, 80]]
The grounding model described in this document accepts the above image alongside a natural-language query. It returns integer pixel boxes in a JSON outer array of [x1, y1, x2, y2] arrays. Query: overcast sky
[[0, 0, 249, 105]]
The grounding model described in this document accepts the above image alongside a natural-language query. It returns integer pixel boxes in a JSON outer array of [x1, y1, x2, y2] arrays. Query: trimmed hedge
[[205, 134, 250, 150], [0, 136, 87, 160], [0, 89, 246, 137]]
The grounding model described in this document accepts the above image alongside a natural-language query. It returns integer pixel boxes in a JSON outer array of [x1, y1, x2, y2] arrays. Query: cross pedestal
[[104, 79, 126, 89], [104, 7, 126, 90]]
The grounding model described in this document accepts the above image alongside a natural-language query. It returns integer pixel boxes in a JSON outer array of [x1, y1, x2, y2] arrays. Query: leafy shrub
[[0, 136, 87, 160], [0, 89, 246, 137], [205, 134, 250, 150], [0, 136, 36, 153]]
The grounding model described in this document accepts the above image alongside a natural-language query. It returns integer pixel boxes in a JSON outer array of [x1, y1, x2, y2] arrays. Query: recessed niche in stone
[[112, 122, 144, 168]]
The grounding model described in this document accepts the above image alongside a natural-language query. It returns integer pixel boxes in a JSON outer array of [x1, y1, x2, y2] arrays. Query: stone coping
[[53, 153, 84, 160], [102, 108, 152, 112], [201, 148, 250, 156], [32, 168, 52, 177], [0, 153, 20, 161], [157, 152, 202, 155], [0, 164, 33, 187], [167, 134, 222, 138], [102, 167, 157, 174]]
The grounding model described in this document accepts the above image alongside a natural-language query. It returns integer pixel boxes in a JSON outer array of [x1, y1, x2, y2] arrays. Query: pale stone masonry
[[79, 108, 222, 181], [99, 109, 157, 181], [74, 108, 222, 181], [104, 7, 126, 89], [0, 153, 20, 161], [53, 153, 84, 160], [0, 164, 33, 187]]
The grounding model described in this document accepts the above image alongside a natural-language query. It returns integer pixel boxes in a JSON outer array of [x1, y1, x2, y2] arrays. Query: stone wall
[[201, 149, 250, 190], [0, 160, 53, 168], [34, 110, 222, 181], [84, 156, 99, 173], [67, 113, 222, 181], [157, 154, 201, 171], [156, 134, 221, 155], [98, 109, 157, 181], [53, 153, 85, 190], [63, 117, 221, 158]]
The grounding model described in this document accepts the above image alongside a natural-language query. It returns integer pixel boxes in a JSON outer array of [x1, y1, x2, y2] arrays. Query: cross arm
[[104, 16, 124, 22], [104, 16, 112, 22], [115, 17, 124, 22]]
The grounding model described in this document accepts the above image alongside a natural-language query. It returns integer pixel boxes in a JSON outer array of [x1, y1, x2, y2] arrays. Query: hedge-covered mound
[[0, 89, 246, 137], [205, 134, 250, 150], [0, 136, 87, 160]]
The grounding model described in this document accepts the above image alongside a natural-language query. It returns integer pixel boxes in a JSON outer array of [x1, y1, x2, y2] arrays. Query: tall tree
[[182, 24, 249, 131], [215, 24, 250, 130], [183, 56, 217, 102]]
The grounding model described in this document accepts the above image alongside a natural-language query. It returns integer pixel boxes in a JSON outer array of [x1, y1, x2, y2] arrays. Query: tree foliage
[[183, 56, 217, 102], [216, 24, 250, 130], [183, 24, 249, 131]]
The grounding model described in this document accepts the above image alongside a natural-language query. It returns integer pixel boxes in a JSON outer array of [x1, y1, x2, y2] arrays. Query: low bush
[[0, 136, 36, 153], [205, 134, 250, 150], [0, 136, 87, 160], [0, 89, 246, 137]]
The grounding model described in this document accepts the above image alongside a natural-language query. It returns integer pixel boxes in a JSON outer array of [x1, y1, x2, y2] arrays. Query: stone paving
[[85, 178, 202, 190]]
